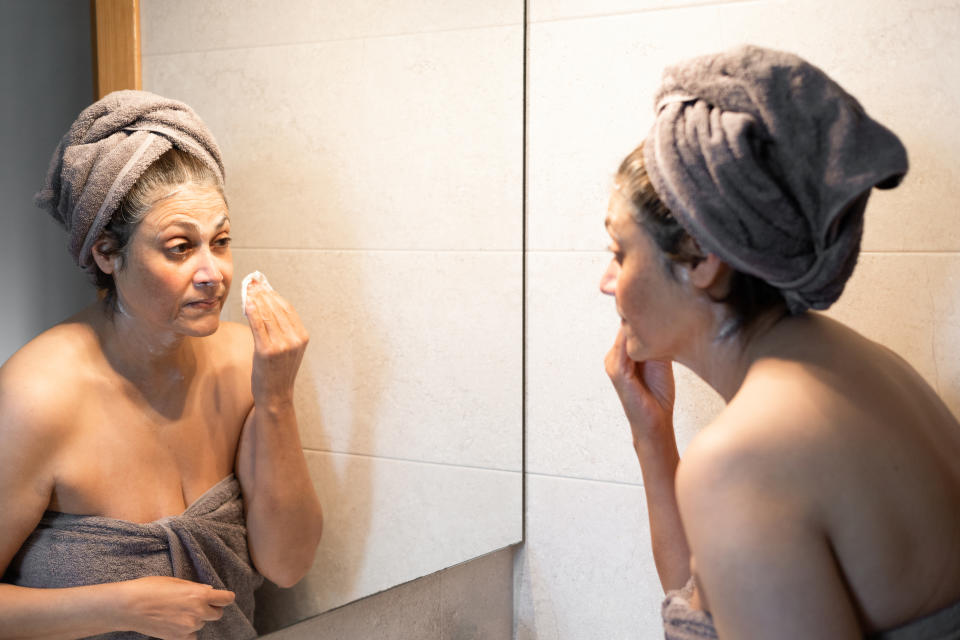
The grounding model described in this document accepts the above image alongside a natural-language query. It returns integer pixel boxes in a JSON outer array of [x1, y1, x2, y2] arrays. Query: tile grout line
[[522, 248, 960, 255], [230, 247, 523, 254], [525, 469, 645, 489], [300, 447, 522, 474], [528, 0, 763, 25]]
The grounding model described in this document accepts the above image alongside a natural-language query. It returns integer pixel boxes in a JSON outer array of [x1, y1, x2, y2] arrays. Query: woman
[[601, 46, 960, 638], [0, 91, 323, 639]]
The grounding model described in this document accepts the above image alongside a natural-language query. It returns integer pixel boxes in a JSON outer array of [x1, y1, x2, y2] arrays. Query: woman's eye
[[167, 243, 191, 255], [607, 246, 624, 264], [215, 236, 232, 248]]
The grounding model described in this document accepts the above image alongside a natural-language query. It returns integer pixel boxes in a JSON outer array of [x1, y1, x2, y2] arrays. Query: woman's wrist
[[91, 580, 137, 634], [253, 394, 296, 418]]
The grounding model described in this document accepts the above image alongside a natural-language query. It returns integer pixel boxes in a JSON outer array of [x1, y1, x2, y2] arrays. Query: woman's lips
[[185, 297, 220, 309]]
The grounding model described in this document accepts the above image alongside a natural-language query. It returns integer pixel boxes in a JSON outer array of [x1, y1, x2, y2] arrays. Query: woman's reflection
[[0, 90, 322, 639]]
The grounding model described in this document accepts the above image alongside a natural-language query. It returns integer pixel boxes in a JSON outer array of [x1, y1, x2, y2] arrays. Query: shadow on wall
[[1, 0, 96, 364], [228, 129, 387, 634]]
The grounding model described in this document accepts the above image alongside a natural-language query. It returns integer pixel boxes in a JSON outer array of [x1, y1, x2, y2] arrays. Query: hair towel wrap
[[642, 45, 908, 313], [35, 90, 224, 272]]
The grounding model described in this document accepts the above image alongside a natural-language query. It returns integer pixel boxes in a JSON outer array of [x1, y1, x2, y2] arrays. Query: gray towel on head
[[3, 475, 262, 639], [642, 45, 908, 313], [35, 89, 224, 273]]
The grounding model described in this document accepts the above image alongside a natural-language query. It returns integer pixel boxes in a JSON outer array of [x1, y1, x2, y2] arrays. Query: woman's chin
[[177, 316, 222, 338], [624, 336, 645, 362]]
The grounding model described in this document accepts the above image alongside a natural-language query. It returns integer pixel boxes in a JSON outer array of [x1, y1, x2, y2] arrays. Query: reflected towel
[[3, 475, 262, 640], [35, 90, 224, 273]]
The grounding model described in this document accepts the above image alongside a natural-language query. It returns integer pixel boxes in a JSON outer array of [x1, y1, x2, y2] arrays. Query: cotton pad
[[241, 271, 272, 317]]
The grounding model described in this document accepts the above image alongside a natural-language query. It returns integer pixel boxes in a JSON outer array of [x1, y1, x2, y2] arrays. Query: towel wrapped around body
[[661, 577, 960, 639], [2, 475, 262, 640]]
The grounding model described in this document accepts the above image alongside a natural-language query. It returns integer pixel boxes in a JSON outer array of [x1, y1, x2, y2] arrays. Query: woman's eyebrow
[[162, 214, 230, 234]]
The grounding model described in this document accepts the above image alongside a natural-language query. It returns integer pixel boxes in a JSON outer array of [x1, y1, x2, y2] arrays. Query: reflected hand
[[244, 278, 309, 407], [604, 326, 676, 444], [120, 576, 235, 640]]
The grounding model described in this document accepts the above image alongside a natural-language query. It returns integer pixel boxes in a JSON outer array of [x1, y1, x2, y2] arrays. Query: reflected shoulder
[[0, 326, 90, 463], [214, 321, 254, 352], [207, 321, 255, 375]]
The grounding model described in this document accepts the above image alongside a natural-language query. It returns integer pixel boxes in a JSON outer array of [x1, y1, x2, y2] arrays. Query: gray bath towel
[[661, 577, 717, 640], [661, 576, 960, 639], [3, 475, 262, 639], [35, 90, 224, 273], [643, 45, 908, 313]]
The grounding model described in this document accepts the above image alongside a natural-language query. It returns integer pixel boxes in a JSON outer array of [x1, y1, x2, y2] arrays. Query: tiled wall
[[518, 0, 960, 638], [140, 1, 524, 635]]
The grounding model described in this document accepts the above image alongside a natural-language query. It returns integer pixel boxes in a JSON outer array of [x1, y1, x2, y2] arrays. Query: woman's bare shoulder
[[678, 370, 835, 507], [0, 318, 100, 426], [0, 319, 100, 505]]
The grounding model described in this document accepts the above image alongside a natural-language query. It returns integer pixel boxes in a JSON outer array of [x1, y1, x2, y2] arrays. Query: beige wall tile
[[525, 251, 723, 483], [256, 450, 522, 633], [827, 253, 960, 417], [526, 9, 727, 251], [259, 571, 441, 639], [143, 26, 523, 251], [226, 248, 522, 471], [142, 0, 523, 55], [514, 473, 665, 639], [529, 0, 746, 23], [440, 548, 516, 640]]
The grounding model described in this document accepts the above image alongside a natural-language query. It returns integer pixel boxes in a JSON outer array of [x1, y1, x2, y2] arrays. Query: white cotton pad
[[241, 271, 272, 317]]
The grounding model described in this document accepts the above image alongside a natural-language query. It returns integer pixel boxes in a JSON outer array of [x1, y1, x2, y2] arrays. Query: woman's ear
[[687, 253, 731, 297], [91, 237, 118, 275]]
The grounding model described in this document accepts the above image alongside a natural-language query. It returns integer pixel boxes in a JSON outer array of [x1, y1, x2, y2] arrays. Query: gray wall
[[1, 0, 95, 364]]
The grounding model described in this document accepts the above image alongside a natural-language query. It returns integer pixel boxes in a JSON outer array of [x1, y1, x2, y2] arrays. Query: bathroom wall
[[139, 1, 523, 635], [0, 0, 94, 365], [517, 0, 960, 637]]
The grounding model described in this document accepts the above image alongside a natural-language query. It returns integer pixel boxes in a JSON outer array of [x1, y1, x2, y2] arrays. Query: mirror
[[139, 0, 523, 632]]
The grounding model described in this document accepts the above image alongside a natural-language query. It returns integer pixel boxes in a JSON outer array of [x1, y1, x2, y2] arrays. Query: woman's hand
[[604, 326, 676, 444], [118, 576, 235, 640], [244, 279, 309, 407]]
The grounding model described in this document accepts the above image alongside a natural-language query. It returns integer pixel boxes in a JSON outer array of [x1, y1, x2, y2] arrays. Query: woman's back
[[715, 313, 960, 633]]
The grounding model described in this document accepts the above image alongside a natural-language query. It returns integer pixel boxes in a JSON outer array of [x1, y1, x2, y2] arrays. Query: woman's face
[[112, 183, 233, 337], [599, 190, 694, 362]]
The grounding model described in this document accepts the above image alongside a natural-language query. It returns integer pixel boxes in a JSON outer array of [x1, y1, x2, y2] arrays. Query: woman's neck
[[674, 306, 788, 403], [94, 300, 196, 389]]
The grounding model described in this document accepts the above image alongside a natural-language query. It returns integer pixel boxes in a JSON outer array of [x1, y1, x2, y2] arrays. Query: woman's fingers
[[243, 280, 309, 403], [245, 281, 307, 348], [205, 588, 236, 608]]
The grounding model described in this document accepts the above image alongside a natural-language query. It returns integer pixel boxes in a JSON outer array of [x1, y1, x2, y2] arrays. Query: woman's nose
[[193, 248, 224, 287], [599, 260, 619, 296]]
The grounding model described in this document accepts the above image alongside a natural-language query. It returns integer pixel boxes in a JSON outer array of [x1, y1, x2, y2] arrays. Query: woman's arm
[[605, 327, 691, 592], [0, 580, 234, 640], [234, 280, 323, 588]]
